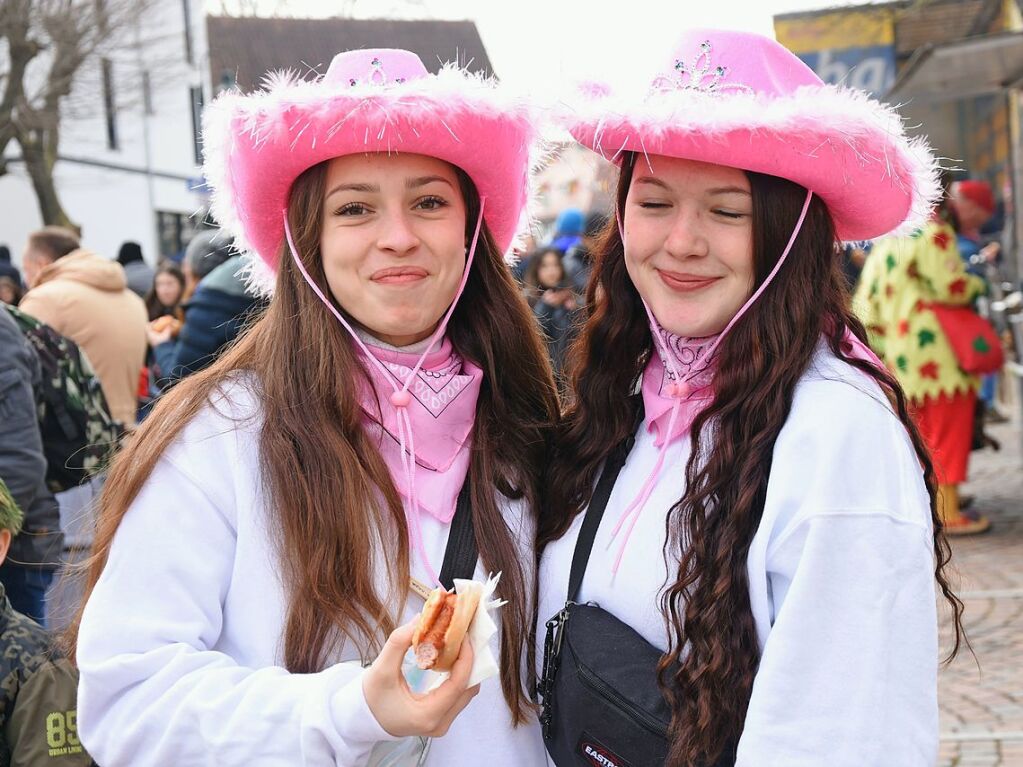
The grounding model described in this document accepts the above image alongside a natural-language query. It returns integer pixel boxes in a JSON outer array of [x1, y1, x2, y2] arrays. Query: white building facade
[[0, 0, 211, 268]]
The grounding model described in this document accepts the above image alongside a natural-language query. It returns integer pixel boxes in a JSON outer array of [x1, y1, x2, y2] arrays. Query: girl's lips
[[657, 269, 721, 292], [371, 266, 429, 285]]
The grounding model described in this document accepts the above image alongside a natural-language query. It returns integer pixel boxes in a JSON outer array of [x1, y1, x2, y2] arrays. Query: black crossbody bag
[[537, 410, 734, 767]]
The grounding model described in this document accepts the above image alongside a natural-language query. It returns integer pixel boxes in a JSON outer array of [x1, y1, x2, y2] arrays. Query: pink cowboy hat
[[202, 48, 538, 294], [563, 29, 940, 241]]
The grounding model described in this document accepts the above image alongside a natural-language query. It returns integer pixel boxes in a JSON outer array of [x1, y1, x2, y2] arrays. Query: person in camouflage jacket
[[0, 479, 93, 767], [854, 215, 988, 534], [0, 306, 63, 622]]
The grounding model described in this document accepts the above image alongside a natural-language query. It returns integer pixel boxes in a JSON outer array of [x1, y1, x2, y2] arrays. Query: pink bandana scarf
[[359, 338, 482, 524], [638, 322, 882, 451], [641, 326, 718, 448]]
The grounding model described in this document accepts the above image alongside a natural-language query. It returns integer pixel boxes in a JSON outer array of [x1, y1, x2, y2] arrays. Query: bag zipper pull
[[539, 604, 572, 737]]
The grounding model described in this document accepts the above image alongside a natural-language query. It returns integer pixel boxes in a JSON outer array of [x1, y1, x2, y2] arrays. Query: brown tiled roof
[[207, 16, 494, 93]]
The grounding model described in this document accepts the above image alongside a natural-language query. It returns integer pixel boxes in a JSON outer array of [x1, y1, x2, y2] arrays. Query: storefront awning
[[887, 30, 1023, 103]]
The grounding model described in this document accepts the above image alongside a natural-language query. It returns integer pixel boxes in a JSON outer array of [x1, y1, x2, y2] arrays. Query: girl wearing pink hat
[[537, 30, 964, 766], [71, 50, 557, 765]]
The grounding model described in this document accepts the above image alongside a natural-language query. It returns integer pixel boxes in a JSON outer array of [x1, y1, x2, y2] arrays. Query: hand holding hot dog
[[362, 618, 480, 738]]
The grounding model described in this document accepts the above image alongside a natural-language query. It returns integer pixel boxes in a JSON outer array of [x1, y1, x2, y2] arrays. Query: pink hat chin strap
[[608, 190, 813, 575], [283, 198, 487, 587]]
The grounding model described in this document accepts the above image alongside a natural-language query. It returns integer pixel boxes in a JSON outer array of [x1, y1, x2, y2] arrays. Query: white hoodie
[[76, 375, 548, 766], [537, 347, 939, 767]]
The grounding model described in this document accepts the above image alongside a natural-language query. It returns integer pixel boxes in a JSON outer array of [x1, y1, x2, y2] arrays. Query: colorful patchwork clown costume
[[855, 215, 988, 533]]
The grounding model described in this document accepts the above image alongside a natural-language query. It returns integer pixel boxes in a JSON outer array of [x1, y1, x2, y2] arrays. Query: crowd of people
[[510, 209, 607, 380], [0, 26, 1016, 767], [0, 223, 267, 763]]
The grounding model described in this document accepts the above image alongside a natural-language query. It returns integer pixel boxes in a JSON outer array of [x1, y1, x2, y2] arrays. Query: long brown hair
[[67, 160, 558, 723], [539, 153, 965, 764]]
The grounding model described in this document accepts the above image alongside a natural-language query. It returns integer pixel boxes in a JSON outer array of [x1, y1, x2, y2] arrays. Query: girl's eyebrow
[[325, 176, 453, 199], [634, 177, 751, 197], [407, 175, 454, 190], [706, 186, 751, 196], [326, 182, 379, 198], [633, 176, 671, 190]]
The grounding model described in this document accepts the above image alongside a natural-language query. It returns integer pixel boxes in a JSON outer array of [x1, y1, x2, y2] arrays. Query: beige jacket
[[20, 250, 147, 427]]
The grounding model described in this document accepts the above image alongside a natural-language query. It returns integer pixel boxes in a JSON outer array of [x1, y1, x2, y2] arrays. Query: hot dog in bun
[[412, 587, 480, 671], [150, 315, 182, 337]]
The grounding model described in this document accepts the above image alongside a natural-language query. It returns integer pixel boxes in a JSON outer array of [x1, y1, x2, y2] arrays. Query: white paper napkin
[[453, 572, 506, 687]]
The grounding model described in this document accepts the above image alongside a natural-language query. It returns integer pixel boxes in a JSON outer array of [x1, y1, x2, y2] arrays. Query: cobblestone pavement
[[937, 414, 1023, 767]]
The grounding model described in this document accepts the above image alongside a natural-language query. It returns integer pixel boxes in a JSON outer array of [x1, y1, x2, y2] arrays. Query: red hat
[[954, 180, 995, 214]]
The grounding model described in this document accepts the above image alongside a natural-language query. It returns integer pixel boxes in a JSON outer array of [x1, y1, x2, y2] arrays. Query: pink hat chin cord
[[282, 198, 487, 587], [608, 190, 813, 575]]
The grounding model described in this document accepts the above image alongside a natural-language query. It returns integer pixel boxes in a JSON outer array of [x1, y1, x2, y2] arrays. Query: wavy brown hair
[[538, 153, 965, 764], [67, 160, 558, 723]]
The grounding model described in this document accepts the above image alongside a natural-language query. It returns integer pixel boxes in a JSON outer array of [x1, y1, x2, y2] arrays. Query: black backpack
[[8, 305, 122, 493]]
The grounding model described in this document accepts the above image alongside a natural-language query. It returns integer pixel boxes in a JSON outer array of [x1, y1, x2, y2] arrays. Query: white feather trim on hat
[[202, 60, 545, 297], [559, 83, 943, 241]]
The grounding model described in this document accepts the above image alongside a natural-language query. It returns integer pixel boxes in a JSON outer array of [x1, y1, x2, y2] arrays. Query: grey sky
[[208, 0, 879, 90]]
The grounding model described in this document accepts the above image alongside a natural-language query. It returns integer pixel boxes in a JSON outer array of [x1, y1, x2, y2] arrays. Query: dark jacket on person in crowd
[[0, 247, 21, 287], [562, 211, 607, 297], [561, 244, 591, 296], [116, 242, 155, 298], [0, 308, 63, 570], [532, 292, 580, 381], [0, 580, 93, 765], [152, 255, 264, 386]]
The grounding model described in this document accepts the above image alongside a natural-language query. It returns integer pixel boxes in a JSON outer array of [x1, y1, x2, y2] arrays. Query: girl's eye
[[714, 209, 748, 220], [335, 202, 368, 217], [638, 201, 671, 209], [416, 195, 448, 211]]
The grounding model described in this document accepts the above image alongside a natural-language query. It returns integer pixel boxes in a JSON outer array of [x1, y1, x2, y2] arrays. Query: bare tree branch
[[0, 0, 42, 171], [0, 0, 169, 225]]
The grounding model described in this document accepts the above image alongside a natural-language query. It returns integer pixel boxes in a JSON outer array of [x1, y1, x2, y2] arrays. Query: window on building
[[189, 85, 204, 165], [157, 211, 183, 260], [157, 211, 202, 261], [181, 0, 195, 64], [101, 58, 118, 150]]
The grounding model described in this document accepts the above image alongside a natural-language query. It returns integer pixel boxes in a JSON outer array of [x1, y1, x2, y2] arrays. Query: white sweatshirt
[[76, 376, 548, 766], [537, 347, 939, 767]]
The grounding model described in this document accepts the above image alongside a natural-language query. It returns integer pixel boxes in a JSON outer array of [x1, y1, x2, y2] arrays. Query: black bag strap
[[567, 397, 644, 603], [438, 477, 478, 590]]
